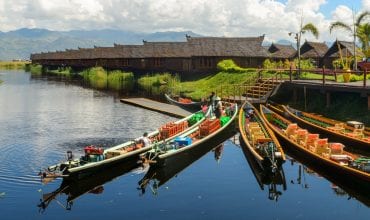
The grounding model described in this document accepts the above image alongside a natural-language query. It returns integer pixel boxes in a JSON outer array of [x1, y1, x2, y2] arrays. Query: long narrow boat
[[260, 105, 370, 186], [41, 109, 210, 180], [241, 138, 286, 201], [282, 105, 370, 154], [165, 93, 202, 112], [39, 158, 139, 212], [239, 101, 285, 173], [138, 135, 233, 195], [144, 101, 238, 166]]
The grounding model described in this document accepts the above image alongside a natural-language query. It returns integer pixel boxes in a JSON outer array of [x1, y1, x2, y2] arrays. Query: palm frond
[[302, 23, 319, 39], [355, 11, 370, 26], [329, 21, 352, 34]]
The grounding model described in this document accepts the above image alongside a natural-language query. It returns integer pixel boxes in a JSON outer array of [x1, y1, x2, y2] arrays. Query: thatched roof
[[298, 41, 328, 59], [31, 35, 271, 60], [186, 36, 268, 57], [142, 41, 191, 58], [268, 43, 296, 59], [324, 40, 364, 58]]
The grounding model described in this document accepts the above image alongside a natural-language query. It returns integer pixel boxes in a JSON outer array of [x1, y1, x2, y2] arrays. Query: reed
[[107, 70, 134, 90], [0, 61, 30, 69], [138, 73, 180, 96], [81, 67, 134, 91], [48, 66, 74, 76], [29, 64, 43, 75]]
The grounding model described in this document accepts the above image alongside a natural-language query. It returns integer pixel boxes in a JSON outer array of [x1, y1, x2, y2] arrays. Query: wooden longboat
[[282, 105, 370, 155], [260, 105, 370, 186], [39, 158, 139, 212], [145, 102, 238, 167], [138, 132, 234, 195], [238, 101, 285, 173], [42, 109, 210, 180], [241, 137, 286, 201], [165, 93, 202, 112]]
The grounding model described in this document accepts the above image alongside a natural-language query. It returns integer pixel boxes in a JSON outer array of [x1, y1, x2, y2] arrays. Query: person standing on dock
[[208, 91, 216, 116], [214, 97, 223, 118]]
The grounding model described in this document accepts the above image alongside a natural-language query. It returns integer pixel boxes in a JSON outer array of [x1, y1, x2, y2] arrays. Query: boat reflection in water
[[285, 149, 370, 207], [38, 158, 140, 212], [240, 135, 287, 201], [138, 130, 235, 195]]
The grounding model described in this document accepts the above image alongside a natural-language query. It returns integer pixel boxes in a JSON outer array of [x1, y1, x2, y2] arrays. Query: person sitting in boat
[[245, 109, 254, 121], [214, 97, 223, 118], [141, 132, 151, 148]]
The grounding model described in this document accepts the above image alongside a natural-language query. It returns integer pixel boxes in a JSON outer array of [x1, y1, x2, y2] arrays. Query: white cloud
[[0, 0, 367, 44]]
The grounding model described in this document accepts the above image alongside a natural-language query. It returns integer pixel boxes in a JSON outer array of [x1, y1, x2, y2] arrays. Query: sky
[[0, 0, 369, 43]]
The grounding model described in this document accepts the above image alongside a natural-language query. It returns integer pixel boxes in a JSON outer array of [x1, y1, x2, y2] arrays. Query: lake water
[[0, 70, 369, 219]]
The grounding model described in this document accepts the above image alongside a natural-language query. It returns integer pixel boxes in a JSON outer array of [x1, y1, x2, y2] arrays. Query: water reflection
[[241, 138, 287, 201], [285, 149, 370, 207], [38, 158, 140, 212], [138, 132, 235, 195]]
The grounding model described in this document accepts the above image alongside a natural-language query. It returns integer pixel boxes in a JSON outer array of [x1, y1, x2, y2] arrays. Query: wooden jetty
[[120, 98, 192, 118]]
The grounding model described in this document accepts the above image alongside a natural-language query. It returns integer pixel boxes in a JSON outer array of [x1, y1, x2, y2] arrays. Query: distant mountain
[[0, 28, 202, 60]]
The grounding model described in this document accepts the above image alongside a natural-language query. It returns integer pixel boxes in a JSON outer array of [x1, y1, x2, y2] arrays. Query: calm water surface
[[0, 70, 369, 219]]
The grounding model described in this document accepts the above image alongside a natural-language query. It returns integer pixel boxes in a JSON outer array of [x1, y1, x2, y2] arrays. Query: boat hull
[[165, 94, 202, 112], [282, 106, 370, 156], [260, 106, 370, 187], [154, 120, 237, 167]]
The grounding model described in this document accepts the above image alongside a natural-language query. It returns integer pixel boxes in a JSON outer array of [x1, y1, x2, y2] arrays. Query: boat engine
[[67, 150, 73, 161]]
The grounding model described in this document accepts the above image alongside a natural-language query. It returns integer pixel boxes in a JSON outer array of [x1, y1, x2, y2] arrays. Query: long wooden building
[[31, 35, 275, 74]]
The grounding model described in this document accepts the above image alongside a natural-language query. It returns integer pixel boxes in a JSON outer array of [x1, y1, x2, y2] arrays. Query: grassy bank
[[0, 61, 30, 69], [81, 67, 134, 91]]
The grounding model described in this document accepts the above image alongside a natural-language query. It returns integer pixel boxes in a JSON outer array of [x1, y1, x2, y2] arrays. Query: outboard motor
[[67, 150, 73, 161]]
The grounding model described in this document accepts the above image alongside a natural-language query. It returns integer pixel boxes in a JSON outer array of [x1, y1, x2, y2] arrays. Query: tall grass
[[29, 64, 43, 75], [138, 73, 180, 96], [107, 70, 135, 91], [48, 66, 74, 76], [0, 61, 30, 69], [81, 67, 134, 91]]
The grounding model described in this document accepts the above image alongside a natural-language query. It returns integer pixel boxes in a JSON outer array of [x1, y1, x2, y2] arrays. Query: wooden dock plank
[[120, 98, 191, 118]]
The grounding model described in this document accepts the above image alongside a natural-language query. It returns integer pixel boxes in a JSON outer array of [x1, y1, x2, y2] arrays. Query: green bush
[[81, 67, 134, 91], [217, 59, 247, 73], [30, 64, 42, 75]]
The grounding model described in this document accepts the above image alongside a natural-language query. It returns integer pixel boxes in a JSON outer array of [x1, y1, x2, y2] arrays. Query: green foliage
[[107, 70, 134, 90], [49, 66, 74, 76], [81, 67, 134, 91], [29, 64, 42, 75], [0, 61, 29, 69], [138, 73, 180, 96], [216, 59, 247, 73], [302, 23, 319, 39]]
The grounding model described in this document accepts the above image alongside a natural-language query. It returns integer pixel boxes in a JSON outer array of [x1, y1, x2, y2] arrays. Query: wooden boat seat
[[285, 123, 298, 136], [329, 143, 344, 154], [105, 150, 125, 159], [256, 137, 272, 143], [305, 134, 319, 148], [315, 139, 330, 157]]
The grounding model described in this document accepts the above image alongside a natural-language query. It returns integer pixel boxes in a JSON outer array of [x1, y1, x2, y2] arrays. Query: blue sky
[[0, 0, 368, 42]]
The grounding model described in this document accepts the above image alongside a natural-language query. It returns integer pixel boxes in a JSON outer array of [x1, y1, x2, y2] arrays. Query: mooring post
[[322, 67, 325, 86], [326, 92, 331, 108], [364, 69, 367, 88], [293, 88, 298, 103], [289, 67, 292, 82]]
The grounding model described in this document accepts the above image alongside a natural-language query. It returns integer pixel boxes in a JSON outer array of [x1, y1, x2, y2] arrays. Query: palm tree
[[329, 11, 370, 70], [289, 21, 319, 78], [357, 23, 370, 57]]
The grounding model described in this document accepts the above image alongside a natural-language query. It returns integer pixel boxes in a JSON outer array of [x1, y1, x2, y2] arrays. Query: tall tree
[[357, 23, 370, 57], [329, 11, 370, 69], [290, 21, 319, 78]]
